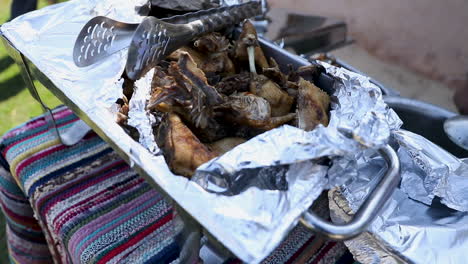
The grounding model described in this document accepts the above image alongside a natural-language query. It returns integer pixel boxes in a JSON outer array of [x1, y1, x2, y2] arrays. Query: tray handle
[[300, 144, 400, 240]]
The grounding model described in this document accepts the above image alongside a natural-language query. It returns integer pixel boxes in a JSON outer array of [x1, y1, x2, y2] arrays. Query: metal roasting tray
[[0, 22, 400, 263]]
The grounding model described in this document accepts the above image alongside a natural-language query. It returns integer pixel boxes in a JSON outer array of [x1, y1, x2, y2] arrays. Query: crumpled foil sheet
[[339, 131, 468, 263], [128, 69, 160, 154], [394, 130, 468, 212]]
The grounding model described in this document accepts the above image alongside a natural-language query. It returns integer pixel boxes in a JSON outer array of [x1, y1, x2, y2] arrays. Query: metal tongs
[[73, 1, 262, 80]]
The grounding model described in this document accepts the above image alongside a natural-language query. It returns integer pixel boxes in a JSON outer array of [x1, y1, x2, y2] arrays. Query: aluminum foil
[[338, 131, 468, 263], [394, 130, 468, 212], [128, 69, 160, 154], [340, 180, 468, 264]]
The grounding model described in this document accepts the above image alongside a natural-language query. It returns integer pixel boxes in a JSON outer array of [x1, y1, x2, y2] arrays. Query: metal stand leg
[[1, 34, 91, 146], [17, 53, 65, 143]]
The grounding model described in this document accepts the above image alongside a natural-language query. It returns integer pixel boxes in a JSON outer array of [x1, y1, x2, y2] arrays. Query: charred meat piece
[[156, 113, 218, 178], [250, 74, 294, 117], [121, 124, 140, 141], [208, 137, 247, 155], [147, 67, 191, 113], [262, 58, 288, 87], [200, 52, 236, 77], [165, 52, 225, 129], [192, 33, 236, 76], [151, 66, 176, 89], [289, 63, 325, 84], [115, 96, 130, 125], [194, 32, 230, 53], [234, 20, 269, 72], [177, 52, 224, 106], [217, 93, 296, 130], [122, 77, 135, 101], [168, 46, 206, 67], [148, 53, 219, 130], [186, 117, 229, 143], [116, 107, 129, 125], [215, 72, 251, 95], [297, 78, 330, 131]]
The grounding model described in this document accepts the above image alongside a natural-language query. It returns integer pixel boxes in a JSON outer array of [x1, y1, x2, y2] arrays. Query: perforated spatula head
[[125, 1, 261, 80], [73, 16, 138, 67]]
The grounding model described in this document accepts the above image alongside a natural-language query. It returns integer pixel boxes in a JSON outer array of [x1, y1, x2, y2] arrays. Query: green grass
[[0, 0, 63, 261]]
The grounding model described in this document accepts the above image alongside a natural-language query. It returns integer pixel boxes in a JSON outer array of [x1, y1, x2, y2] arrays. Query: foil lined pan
[[3, 0, 467, 262]]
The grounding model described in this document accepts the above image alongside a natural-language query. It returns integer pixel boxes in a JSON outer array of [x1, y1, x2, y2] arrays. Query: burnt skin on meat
[[177, 52, 224, 106], [156, 113, 218, 178], [208, 137, 247, 155], [193, 33, 235, 76], [262, 58, 288, 87], [194, 33, 229, 53], [217, 92, 296, 130], [234, 20, 269, 71], [297, 78, 330, 131], [215, 72, 251, 95], [250, 74, 294, 117], [167, 46, 206, 67]]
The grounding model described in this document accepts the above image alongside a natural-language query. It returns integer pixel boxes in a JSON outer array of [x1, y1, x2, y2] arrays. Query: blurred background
[[267, 0, 468, 112], [0, 0, 61, 260], [0, 0, 467, 261]]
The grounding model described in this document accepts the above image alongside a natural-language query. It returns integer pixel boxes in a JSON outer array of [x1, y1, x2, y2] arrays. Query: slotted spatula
[[73, 2, 261, 68]]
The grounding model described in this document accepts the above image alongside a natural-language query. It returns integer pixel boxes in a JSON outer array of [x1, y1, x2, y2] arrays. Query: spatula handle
[[190, 1, 262, 35], [165, 1, 261, 26]]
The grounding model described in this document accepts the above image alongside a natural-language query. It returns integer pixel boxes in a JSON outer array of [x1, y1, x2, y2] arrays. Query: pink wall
[[268, 0, 468, 90]]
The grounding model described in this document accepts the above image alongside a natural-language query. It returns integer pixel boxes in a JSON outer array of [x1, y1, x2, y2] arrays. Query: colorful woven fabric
[[0, 105, 355, 264], [0, 106, 180, 264]]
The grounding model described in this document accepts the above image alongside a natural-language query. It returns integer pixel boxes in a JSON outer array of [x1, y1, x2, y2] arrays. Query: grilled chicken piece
[[297, 78, 330, 131], [289, 64, 325, 83], [149, 54, 226, 136], [151, 66, 176, 89], [156, 113, 218, 178], [164, 52, 225, 129], [262, 58, 288, 87], [192, 33, 236, 77], [168, 46, 206, 67], [194, 32, 230, 53], [250, 74, 294, 117], [215, 72, 251, 95], [208, 137, 247, 155], [177, 52, 224, 106], [217, 93, 296, 130], [200, 52, 236, 76], [148, 67, 191, 113], [234, 20, 269, 71]]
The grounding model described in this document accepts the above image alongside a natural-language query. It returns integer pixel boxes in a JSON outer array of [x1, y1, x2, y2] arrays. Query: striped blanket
[[0, 106, 355, 264]]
